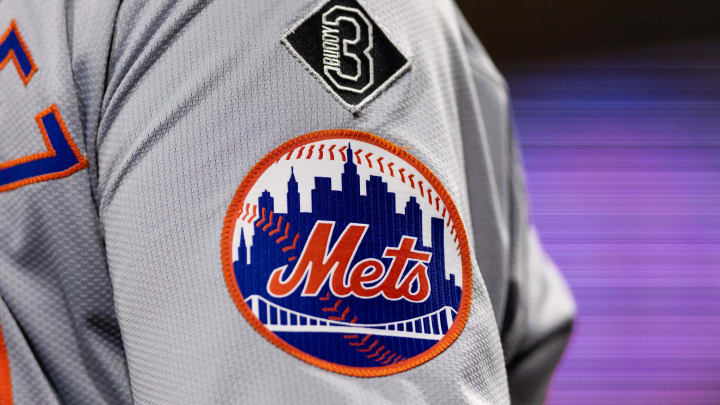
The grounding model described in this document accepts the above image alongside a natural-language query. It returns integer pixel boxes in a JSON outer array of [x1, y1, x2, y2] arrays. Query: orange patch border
[[220, 129, 473, 377]]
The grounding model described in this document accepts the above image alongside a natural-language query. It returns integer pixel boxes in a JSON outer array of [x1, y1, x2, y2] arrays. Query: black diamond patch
[[283, 0, 410, 112]]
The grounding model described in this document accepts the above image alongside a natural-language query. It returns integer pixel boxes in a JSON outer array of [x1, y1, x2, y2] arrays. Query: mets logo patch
[[221, 130, 472, 377]]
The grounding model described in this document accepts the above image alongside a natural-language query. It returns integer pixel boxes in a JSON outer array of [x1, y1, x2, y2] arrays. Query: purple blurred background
[[507, 42, 720, 404], [455, 2, 720, 403]]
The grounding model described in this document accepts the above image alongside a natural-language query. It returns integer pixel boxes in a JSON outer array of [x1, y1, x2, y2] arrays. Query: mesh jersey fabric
[[0, 0, 132, 404], [0, 1, 575, 404]]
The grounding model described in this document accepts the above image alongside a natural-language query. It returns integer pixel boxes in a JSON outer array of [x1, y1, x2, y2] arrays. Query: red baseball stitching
[[238, 206, 298, 258], [222, 129, 474, 377], [276, 223, 290, 243], [338, 145, 347, 162], [318, 282, 404, 363], [268, 217, 283, 236], [321, 299, 342, 312], [241, 139, 459, 365], [367, 345, 384, 358], [349, 334, 370, 347], [259, 138, 464, 364], [357, 340, 377, 353], [276, 142, 460, 248], [328, 307, 350, 321], [375, 350, 391, 362], [246, 211, 409, 362]]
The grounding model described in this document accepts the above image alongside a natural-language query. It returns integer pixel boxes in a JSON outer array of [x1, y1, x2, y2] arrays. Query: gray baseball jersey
[[0, 0, 574, 404]]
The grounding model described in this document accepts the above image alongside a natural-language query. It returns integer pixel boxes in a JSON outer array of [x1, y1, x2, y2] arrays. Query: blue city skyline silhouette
[[232, 144, 462, 365], [235, 142, 461, 314]]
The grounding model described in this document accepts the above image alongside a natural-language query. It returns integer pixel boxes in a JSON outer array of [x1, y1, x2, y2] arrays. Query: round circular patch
[[221, 129, 472, 377]]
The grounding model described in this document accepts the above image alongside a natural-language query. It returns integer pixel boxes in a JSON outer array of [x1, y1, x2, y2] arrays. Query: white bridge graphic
[[246, 295, 456, 341]]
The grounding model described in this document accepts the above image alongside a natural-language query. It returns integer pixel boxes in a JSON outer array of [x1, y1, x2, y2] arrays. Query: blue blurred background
[[457, 2, 720, 404]]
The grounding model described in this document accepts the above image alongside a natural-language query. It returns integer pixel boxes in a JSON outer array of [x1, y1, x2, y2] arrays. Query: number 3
[[321, 6, 374, 94], [0, 20, 88, 193]]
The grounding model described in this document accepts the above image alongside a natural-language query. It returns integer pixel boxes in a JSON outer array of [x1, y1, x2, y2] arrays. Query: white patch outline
[[321, 5, 375, 94], [281, 0, 412, 113]]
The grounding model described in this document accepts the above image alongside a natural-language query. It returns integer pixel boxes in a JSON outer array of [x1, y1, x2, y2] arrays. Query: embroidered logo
[[221, 130, 472, 377], [282, 0, 410, 112]]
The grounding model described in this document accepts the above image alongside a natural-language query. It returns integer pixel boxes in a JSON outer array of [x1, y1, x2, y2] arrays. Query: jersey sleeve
[[95, 1, 571, 403], [503, 138, 576, 405], [454, 10, 576, 405]]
